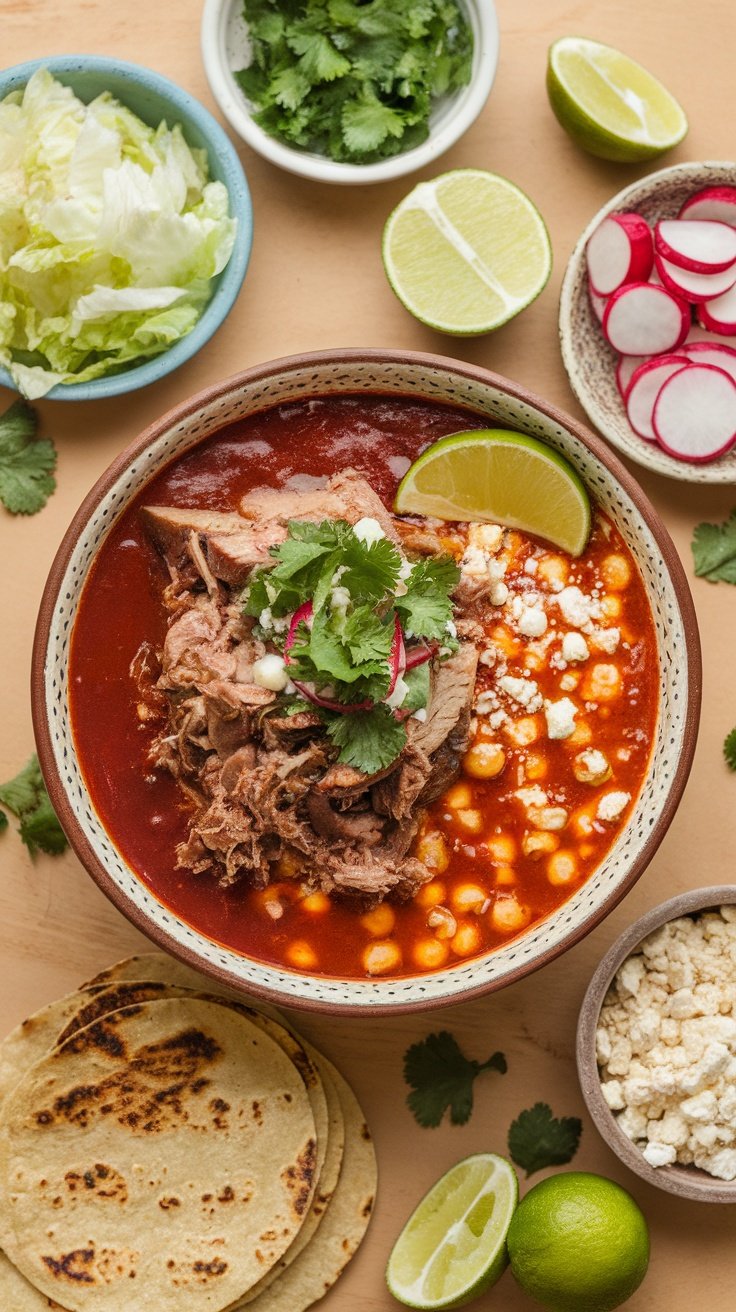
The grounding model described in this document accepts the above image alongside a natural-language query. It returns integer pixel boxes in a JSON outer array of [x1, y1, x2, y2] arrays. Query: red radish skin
[[654, 219, 736, 274], [698, 281, 736, 335], [653, 363, 736, 463], [686, 322, 736, 349], [679, 342, 736, 382], [602, 282, 690, 356], [616, 354, 650, 399], [654, 252, 736, 303], [679, 186, 736, 227], [625, 355, 690, 441], [586, 212, 653, 297], [589, 285, 608, 323]]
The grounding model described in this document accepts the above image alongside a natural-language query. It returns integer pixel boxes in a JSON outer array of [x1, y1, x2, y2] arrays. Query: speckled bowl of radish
[[560, 162, 736, 483]]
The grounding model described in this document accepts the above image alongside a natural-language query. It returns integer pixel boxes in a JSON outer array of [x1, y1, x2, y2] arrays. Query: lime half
[[394, 429, 591, 556], [386, 1153, 518, 1310], [547, 36, 688, 162], [382, 169, 552, 335]]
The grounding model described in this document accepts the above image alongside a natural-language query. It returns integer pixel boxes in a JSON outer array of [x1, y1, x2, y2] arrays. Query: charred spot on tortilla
[[41, 1249, 96, 1284], [282, 1138, 317, 1218], [62, 1165, 127, 1202]]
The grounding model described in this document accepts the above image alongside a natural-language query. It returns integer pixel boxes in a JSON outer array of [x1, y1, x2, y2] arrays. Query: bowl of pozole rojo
[[33, 350, 700, 1014]]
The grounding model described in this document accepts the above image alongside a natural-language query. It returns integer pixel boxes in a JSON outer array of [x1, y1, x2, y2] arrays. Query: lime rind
[[394, 428, 591, 557], [386, 1153, 518, 1310]]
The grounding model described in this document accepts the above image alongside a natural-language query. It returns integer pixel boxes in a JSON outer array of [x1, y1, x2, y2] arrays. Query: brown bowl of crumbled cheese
[[577, 886, 736, 1203]]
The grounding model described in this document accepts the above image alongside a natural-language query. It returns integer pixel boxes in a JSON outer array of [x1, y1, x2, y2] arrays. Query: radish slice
[[586, 213, 653, 296], [404, 642, 437, 670], [387, 613, 406, 697], [284, 601, 314, 660], [625, 355, 690, 441], [698, 280, 736, 335], [653, 363, 736, 462], [679, 185, 736, 227], [589, 285, 608, 323], [291, 678, 373, 714], [602, 282, 690, 356], [654, 219, 736, 273], [654, 252, 736, 303], [687, 322, 736, 349], [616, 354, 651, 399], [679, 341, 736, 382]]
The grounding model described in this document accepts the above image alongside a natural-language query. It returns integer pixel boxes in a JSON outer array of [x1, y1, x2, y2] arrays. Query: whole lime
[[506, 1171, 650, 1312]]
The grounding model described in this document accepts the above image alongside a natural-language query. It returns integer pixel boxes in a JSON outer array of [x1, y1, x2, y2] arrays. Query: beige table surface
[[2, 1, 736, 1308]]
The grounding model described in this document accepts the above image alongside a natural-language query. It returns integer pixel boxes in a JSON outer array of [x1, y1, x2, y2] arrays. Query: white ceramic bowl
[[559, 161, 736, 484], [201, 0, 499, 185], [34, 349, 700, 1015]]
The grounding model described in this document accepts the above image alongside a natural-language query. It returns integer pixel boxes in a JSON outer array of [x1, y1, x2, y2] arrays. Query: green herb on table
[[507, 1101, 582, 1176], [0, 400, 57, 515], [403, 1031, 508, 1128], [0, 754, 68, 856], [724, 728, 736, 771], [235, 0, 474, 164], [692, 508, 736, 583]]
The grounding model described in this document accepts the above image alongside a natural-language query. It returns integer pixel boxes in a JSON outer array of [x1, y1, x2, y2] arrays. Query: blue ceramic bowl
[[0, 56, 253, 401]]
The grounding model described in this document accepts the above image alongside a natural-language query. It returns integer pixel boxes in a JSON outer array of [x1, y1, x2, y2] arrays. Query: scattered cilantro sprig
[[0, 399, 57, 515], [403, 1031, 507, 1128], [0, 754, 68, 856], [724, 728, 736, 772], [692, 508, 736, 583], [235, 0, 473, 164], [507, 1102, 582, 1177]]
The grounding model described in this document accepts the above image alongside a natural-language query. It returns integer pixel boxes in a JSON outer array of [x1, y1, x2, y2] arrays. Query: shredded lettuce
[[0, 68, 237, 397]]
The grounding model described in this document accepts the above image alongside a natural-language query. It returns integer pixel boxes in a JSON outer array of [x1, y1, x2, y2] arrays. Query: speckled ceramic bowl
[[0, 56, 253, 401], [560, 162, 736, 484], [578, 887, 736, 1203], [33, 350, 700, 1014]]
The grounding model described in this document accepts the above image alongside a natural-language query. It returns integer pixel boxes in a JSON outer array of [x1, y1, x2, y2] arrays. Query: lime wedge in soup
[[394, 429, 591, 557], [386, 1152, 518, 1310]]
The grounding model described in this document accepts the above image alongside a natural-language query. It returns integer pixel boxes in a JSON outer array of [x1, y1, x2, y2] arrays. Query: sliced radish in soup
[[602, 282, 689, 355], [653, 363, 736, 462], [586, 212, 653, 296]]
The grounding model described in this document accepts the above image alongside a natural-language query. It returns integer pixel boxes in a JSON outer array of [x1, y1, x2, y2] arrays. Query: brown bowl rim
[[31, 346, 702, 1015], [577, 885, 736, 1203]]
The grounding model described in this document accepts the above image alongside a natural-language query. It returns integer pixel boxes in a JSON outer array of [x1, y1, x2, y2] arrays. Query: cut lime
[[547, 36, 688, 162], [507, 1172, 650, 1312], [386, 1153, 518, 1310], [394, 429, 591, 556], [382, 169, 552, 335]]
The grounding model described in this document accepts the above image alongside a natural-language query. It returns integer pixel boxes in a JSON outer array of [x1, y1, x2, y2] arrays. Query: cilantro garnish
[[724, 728, 736, 772], [395, 556, 459, 641], [0, 399, 57, 515], [692, 508, 736, 583], [403, 1031, 507, 1128], [325, 704, 408, 774], [0, 754, 68, 856], [235, 0, 473, 164], [507, 1102, 582, 1176]]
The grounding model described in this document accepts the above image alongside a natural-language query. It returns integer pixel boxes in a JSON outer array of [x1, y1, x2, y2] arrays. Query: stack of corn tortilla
[[0, 953, 376, 1310]]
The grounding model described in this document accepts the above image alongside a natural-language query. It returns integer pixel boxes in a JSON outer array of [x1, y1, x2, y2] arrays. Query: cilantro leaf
[[0, 753, 68, 857], [508, 1102, 582, 1176], [396, 555, 460, 640], [0, 399, 57, 515], [404, 1031, 507, 1128], [725, 727, 736, 771], [325, 704, 406, 774], [342, 96, 404, 154], [692, 509, 736, 583], [401, 661, 430, 713]]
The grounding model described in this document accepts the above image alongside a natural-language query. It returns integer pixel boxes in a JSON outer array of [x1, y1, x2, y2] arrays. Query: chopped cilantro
[[0, 399, 57, 515], [325, 704, 407, 774], [403, 1031, 507, 1128], [692, 508, 736, 583], [508, 1102, 582, 1176], [235, 0, 473, 164], [724, 727, 736, 772], [0, 754, 68, 857], [395, 556, 460, 640]]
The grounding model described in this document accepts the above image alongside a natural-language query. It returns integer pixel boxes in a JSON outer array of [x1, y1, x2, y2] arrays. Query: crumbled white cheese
[[259, 606, 290, 635], [544, 697, 577, 740], [515, 785, 549, 809], [557, 585, 601, 630], [474, 691, 498, 716], [524, 557, 539, 575], [398, 558, 414, 582], [498, 675, 543, 713], [330, 584, 351, 615], [461, 545, 489, 578], [489, 580, 509, 606], [561, 631, 590, 663], [252, 653, 290, 692], [412, 707, 428, 722], [445, 619, 457, 639], [592, 626, 621, 654], [352, 516, 385, 545], [517, 605, 548, 638], [386, 674, 410, 710], [468, 523, 503, 553], [597, 790, 631, 822]]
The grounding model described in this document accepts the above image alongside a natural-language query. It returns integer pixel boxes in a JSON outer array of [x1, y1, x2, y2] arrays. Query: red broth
[[69, 395, 658, 979]]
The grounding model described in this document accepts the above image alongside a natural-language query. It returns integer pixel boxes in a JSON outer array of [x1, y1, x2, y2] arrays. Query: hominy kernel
[[601, 553, 632, 591], [581, 663, 621, 702], [494, 865, 517, 885], [361, 905, 396, 937], [416, 831, 450, 873], [547, 850, 578, 885], [363, 941, 401, 975], [456, 808, 483, 834], [524, 751, 547, 781], [600, 594, 622, 619], [276, 850, 303, 878], [451, 883, 487, 913], [522, 830, 560, 858], [566, 719, 593, 747], [491, 893, 531, 934], [427, 905, 457, 939], [527, 804, 569, 832], [490, 624, 520, 658], [300, 891, 330, 913], [573, 749, 612, 785], [450, 921, 481, 956], [463, 742, 506, 779], [287, 941, 318, 970], [523, 650, 545, 672], [413, 938, 450, 970], [445, 782, 472, 810], [504, 715, 540, 747], [487, 834, 517, 863], [580, 842, 596, 858], [537, 554, 570, 588], [415, 879, 447, 908], [570, 807, 596, 838]]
